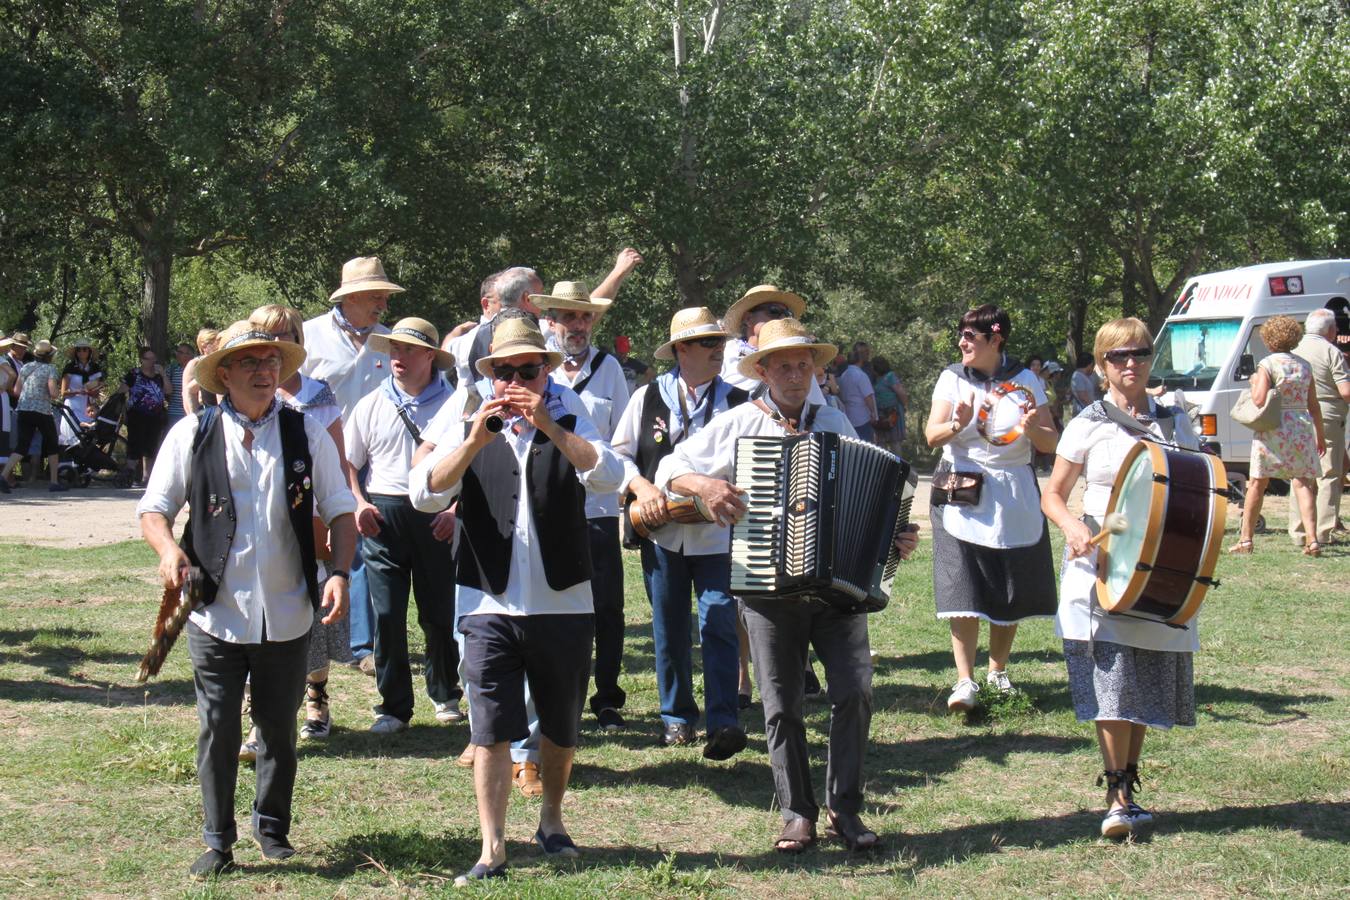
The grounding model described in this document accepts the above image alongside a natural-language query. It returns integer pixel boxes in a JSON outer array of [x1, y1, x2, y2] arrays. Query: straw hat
[[66, 338, 98, 360], [474, 316, 563, 377], [654, 307, 731, 360], [196, 320, 308, 395], [6, 331, 31, 351], [32, 339, 57, 360], [328, 256, 406, 302], [737, 318, 837, 381], [720, 285, 806, 339], [368, 317, 454, 370], [529, 281, 613, 319]]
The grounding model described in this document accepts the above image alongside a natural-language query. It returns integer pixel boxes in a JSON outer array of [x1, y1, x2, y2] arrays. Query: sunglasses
[[749, 303, 790, 320], [957, 329, 988, 343], [1103, 347, 1153, 364], [491, 363, 543, 382], [681, 336, 727, 349]]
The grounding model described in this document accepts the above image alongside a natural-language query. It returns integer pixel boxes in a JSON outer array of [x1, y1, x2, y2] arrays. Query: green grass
[[0, 527, 1346, 898]]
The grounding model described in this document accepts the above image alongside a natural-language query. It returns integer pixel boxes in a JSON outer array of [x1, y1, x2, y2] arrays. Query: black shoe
[[703, 725, 748, 761], [189, 848, 234, 878], [738, 692, 754, 710], [660, 721, 696, 747], [454, 861, 507, 887], [596, 707, 626, 731], [253, 830, 296, 861], [804, 667, 822, 696]]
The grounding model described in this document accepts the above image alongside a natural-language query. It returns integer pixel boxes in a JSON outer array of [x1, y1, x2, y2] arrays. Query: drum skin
[[977, 381, 1036, 446], [1095, 441, 1228, 626]]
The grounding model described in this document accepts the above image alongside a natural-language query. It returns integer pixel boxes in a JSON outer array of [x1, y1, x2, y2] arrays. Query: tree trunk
[[140, 248, 172, 358], [1066, 240, 1090, 366]]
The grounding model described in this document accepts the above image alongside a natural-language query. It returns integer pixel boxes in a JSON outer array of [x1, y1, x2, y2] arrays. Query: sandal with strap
[[1123, 763, 1153, 826], [774, 817, 817, 854], [1228, 539, 1254, 555], [1096, 769, 1133, 839], [826, 809, 879, 852], [1303, 541, 1322, 558]]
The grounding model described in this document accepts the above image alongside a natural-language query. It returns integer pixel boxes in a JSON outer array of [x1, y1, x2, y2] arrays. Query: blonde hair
[[1260, 315, 1303, 353], [1093, 318, 1153, 371], [196, 327, 220, 355], [249, 305, 305, 347]]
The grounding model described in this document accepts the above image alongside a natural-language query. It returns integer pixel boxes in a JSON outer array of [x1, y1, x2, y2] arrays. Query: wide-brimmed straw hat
[[66, 338, 98, 360], [31, 339, 57, 360], [368, 317, 455, 370], [328, 256, 406, 302], [737, 318, 837, 381], [654, 307, 731, 360], [721, 285, 806, 339], [197, 320, 308, 395], [529, 281, 613, 319], [474, 317, 563, 377], [5, 331, 31, 350]]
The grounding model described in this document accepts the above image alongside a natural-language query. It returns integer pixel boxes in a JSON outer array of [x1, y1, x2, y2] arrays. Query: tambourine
[[976, 382, 1037, 446], [628, 494, 715, 538]]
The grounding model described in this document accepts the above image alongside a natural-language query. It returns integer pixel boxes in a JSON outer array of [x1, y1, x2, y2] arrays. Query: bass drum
[[1095, 440, 1228, 626]]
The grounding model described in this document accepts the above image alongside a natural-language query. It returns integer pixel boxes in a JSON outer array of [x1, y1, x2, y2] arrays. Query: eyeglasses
[[1103, 347, 1153, 365], [957, 329, 987, 343], [749, 303, 790, 320], [681, 336, 727, 349], [491, 363, 543, 382], [228, 356, 282, 373]]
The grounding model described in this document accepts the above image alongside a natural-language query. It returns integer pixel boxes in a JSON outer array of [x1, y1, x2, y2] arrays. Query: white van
[[1151, 259, 1350, 481]]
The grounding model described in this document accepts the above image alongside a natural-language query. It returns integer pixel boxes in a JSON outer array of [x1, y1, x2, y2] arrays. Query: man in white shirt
[[612, 308, 749, 758], [138, 323, 356, 877], [657, 318, 918, 856], [446, 267, 542, 396], [301, 256, 400, 672], [533, 281, 633, 730], [344, 318, 461, 734], [1291, 309, 1350, 545], [409, 317, 621, 885], [837, 352, 878, 441], [719, 284, 828, 406]]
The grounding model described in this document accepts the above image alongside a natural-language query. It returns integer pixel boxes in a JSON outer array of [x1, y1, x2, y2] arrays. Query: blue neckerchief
[[222, 395, 279, 431], [656, 368, 726, 437], [381, 373, 451, 430], [332, 304, 374, 338]]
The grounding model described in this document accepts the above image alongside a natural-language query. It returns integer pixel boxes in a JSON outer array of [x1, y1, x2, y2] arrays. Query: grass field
[[0, 522, 1347, 898]]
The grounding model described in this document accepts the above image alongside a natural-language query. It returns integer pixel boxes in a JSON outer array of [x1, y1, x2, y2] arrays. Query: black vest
[[633, 380, 748, 483], [181, 406, 320, 608], [455, 414, 591, 594]]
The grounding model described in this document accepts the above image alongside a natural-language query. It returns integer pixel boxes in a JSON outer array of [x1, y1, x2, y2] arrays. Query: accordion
[[729, 433, 917, 613]]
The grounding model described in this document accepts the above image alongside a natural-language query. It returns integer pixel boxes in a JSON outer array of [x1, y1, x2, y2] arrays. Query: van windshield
[[1151, 318, 1243, 391]]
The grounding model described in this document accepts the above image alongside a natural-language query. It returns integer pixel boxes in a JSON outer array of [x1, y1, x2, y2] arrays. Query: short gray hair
[[495, 267, 539, 309], [1305, 308, 1337, 336]]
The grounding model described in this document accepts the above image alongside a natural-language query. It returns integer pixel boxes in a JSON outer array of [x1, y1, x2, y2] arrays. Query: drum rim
[[1166, 452, 1228, 625], [976, 381, 1037, 446], [1095, 440, 1168, 613]]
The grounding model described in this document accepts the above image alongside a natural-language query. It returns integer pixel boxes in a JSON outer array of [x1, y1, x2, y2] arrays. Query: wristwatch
[[950, 419, 961, 434], [329, 569, 350, 581]]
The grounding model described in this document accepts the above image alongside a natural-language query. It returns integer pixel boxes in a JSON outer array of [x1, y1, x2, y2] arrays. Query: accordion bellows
[[730, 433, 916, 613]]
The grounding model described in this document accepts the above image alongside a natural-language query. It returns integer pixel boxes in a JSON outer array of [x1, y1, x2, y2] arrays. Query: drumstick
[[1087, 513, 1128, 548]]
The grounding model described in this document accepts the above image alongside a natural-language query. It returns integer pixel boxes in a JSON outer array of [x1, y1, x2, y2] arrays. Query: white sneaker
[[370, 714, 408, 735], [1127, 802, 1154, 826], [1101, 807, 1134, 838], [238, 726, 259, 762], [947, 678, 980, 711], [434, 701, 464, 723], [986, 669, 1013, 694]]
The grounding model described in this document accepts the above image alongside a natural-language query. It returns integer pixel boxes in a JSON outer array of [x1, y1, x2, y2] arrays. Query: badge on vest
[[207, 494, 228, 517], [653, 415, 669, 444], [292, 459, 307, 474]]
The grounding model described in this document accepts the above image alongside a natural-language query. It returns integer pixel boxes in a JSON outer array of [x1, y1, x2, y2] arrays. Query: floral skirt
[[1063, 639, 1195, 728]]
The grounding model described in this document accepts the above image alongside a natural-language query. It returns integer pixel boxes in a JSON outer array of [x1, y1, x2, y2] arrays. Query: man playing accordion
[[655, 317, 920, 855]]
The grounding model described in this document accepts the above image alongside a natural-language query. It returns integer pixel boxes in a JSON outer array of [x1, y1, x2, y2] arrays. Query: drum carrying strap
[[1097, 400, 1177, 444], [751, 398, 820, 434]]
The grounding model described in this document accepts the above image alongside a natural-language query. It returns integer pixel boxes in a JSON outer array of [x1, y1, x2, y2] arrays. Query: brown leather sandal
[[826, 809, 879, 852], [774, 818, 817, 854]]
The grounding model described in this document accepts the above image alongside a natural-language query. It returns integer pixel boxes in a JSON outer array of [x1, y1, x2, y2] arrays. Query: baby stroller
[[56, 392, 132, 488]]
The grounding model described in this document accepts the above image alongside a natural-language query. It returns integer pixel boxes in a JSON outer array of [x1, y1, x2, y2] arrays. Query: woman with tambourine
[[924, 304, 1059, 713], [1041, 317, 1202, 840]]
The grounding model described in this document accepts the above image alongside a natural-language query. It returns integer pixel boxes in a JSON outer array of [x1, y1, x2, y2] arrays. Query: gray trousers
[[187, 621, 309, 851], [741, 597, 872, 823]]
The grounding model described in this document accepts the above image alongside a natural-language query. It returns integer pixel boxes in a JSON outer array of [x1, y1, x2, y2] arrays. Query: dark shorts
[[14, 410, 58, 458], [458, 612, 594, 749]]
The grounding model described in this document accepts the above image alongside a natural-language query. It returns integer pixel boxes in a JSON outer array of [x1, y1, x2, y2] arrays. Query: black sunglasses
[[681, 336, 727, 349], [957, 329, 988, 343], [491, 363, 543, 382], [1103, 347, 1153, 364], [750, 303, 790, 320]]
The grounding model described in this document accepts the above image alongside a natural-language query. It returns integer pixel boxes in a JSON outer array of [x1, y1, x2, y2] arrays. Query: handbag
[[1230, 363, 1283, 433], [930, 461, 984, 507]]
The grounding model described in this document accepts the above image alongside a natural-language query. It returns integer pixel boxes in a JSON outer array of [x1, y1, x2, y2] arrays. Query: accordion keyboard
[[730, 437, 788, 593]]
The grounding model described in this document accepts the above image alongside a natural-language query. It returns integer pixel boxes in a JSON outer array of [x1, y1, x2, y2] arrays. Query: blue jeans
[[641, 542, 739, 731], [347, 535, 374, 659], [853, 422, 875, 443]]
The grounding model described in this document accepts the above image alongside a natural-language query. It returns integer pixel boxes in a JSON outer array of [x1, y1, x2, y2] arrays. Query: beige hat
[[530, 281, 613, 319], [66, 338, 98, 360], [721, 285, 806, 340], [368, 317, 454, 370], [6, 331, 31, 350], [737, 318, 837, 381], [32, 339, 57, 360], [197, 320, 308, 395], [328, 256, 406, 302], [654, 307, 731, 360], [474, 316, 563, 377]]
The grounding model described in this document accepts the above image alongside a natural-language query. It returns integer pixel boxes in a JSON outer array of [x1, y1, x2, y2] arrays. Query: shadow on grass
[[299, 724, 466, 761], [1195, 683, 1334, 725], [0, 625, 201, 706], [876, 648, 1063, 677]]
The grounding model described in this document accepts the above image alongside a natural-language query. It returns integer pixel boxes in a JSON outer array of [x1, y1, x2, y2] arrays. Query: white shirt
[[612, 379, 739, 556], [448, 315, 492, 388], [137, 408, 357, 644], [300, 309, 391, 421], [836, 364, 875, 427], [344, 378, 452, 496], [550, 345, 630, 518], [933, 366, 1048, 471], [409, 383, 623, 617], [280, 375, 341, 432], [1054, 399, 1201, 652], [655, 395, 857, 555]]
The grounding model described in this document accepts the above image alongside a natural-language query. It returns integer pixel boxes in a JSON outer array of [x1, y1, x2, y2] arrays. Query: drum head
[[1096, 441, 1167, 612], [977, 382, 1036, 445]]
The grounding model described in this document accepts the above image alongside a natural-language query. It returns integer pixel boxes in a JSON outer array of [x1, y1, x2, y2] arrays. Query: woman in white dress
[[58, 339, 104, 446]]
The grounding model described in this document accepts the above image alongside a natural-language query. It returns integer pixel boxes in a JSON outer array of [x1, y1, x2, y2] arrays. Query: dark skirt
[[124, 409, 165, 459], [1063, 639, 1195, 728], [932, 510, 1057, 624]]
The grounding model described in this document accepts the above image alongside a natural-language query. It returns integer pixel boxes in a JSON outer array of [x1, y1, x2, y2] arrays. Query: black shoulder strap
[[192, 405, 222, 454], [394, 404, 423, 446], [572, 349, 609, 396]]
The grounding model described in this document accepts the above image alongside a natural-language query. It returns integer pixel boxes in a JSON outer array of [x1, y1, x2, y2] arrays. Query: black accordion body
[[729, 432, 917, 613]]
